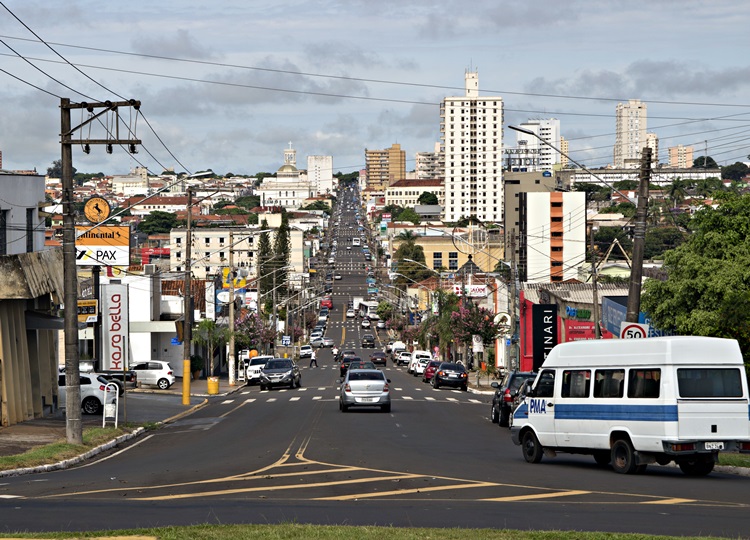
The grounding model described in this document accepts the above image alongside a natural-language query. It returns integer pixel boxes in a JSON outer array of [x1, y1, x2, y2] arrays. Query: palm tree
[[396, 230, 418, 242], [666, 178, 687, 209]]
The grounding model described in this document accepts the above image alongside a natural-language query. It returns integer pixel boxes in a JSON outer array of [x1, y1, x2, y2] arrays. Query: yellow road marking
[[642, 498, 697, 505], [482, 490, 591, 502], [132, 473, 425, 501], [315, 481, 498, 501]]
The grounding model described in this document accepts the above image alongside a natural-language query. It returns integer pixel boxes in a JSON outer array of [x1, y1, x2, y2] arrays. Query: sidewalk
[[0, 374, 242, 463]]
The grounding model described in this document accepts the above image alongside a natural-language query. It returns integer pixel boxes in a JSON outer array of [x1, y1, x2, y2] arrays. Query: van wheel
[[521, 430, 543, 463], [678, 457, 715, 476], [593, 451, 611, 466], [611, 439, 646, 474]]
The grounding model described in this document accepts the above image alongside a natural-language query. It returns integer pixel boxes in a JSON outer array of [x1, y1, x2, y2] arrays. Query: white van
[[511, 336, 750, 476], [408, 350, 432, 376]]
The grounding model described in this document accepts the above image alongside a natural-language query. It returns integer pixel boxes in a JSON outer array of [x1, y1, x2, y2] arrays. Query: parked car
[[320, 297, 333, 309], [346, 308, 355, 318], [131, 360, 175, 390], [340, 355, 361, 376], [432, 362, 468, 391], [422, 360, 442, 383], [310, 336, 325, 348], [259, 358, 301, 390], [369, 351, 388, 366], [58, 372, 117, 415], [361, 318, 371, 328], [490, 370, 538, 427], [338, 369, 391, 413], [376, 320, 386, 330], [245, 355, 274, 385], [299, 345, 313, 359], [321, 337, 335, 348], [361, 334, 375, 348]]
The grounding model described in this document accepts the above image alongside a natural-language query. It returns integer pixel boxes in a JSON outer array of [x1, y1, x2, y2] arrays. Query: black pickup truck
[[97, 370, 138, 396]]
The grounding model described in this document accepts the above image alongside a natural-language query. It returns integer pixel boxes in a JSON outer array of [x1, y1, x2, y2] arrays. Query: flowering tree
[[234, 311, 277, 354], [450, 305, 501, 345]]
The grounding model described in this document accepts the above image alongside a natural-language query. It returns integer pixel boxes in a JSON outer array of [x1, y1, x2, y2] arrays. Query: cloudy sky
[[1, 0, 750, 177]]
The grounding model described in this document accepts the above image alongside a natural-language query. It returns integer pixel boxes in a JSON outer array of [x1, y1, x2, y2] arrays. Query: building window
[[26, 208, 34, 252], [175, 237, 182, 245], [432, 252, 443, 270], [448, 252, 458, 270]]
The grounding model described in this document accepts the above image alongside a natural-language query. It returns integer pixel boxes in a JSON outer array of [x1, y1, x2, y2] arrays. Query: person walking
[[309, 348, 318, 368]]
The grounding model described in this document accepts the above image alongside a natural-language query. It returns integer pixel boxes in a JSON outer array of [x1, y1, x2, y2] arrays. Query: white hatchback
[[131, 360, 175, 390], [58, 372, 117, 415]]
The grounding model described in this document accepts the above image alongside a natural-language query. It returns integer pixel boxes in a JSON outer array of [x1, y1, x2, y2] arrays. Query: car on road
[[490, 371, 537, 427], [334, 273, 342, 280], [432, 362, 468, 391], [422, 360, 442, 383], [376, 320, 386, 330], [321, 337, 335, 348], [131, 360, 175, 390], [310, 329, 323, 340], [245, 355, 274, 385], [338, 369, 391, 413], [320, 297, 333, 309], [361, 318, 371, 328], [361, 333, 375, 348], [395, 350, 412, 366], [259, 358, 301, 390], [348, 360, 376, 370], [340, 355, 361, 376], [299, 345, 313, 359], [328, 257, 335, 264], [58, 372, 117, 415], [407, 350, 432, 375], [346, 308, 355, 318], [369, 351, 388, 366]]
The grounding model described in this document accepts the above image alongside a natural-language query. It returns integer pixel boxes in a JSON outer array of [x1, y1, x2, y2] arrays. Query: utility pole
[[61, 98, 140, 444], [626, 147, 652, 323], [590, 225, 601, 339], [228, 231, 236, 386], [182, 188, 193, 405]]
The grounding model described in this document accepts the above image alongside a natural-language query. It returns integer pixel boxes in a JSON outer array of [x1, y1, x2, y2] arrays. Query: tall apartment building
[[514, 118, 561, 171], [307, 155, 334, 195], [668, 145, 694, 168], [614, 99, 647, 168], [365, 143, 406, 191], [441, 71, 504, 223], [646, 132, 659, 167], [415, 142, 443, 179], [560, 136, 569, 168]]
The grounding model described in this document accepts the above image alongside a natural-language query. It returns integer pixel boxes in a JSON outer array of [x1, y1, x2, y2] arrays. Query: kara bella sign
[[75, 225, 131, 266], [101, 283, 129, 371]]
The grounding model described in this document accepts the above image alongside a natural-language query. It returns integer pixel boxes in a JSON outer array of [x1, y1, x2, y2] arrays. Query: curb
[[0, 398, 212, 479]]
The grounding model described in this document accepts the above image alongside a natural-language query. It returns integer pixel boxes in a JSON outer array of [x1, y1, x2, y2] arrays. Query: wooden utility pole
[[182, 188, 193, 405], [626, 147, 652, 323], [228, 231, 236, 386], [590, 225, 601, 339], [61, 98, 140, 444]]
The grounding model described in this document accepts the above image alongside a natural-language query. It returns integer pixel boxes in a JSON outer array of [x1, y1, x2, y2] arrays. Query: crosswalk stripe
[[402, 396, 413, 400], [425, 397, 435, 401], [289, 397, 301, 402], [245, 398, 256, 403], [312, 396, 322, 400], [221, 399, 234, 404]]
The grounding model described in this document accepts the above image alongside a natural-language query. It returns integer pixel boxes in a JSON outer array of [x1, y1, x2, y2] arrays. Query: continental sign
[[75, 225, 131, 267]]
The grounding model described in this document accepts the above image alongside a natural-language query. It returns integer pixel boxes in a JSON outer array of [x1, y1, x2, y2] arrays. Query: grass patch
[[0, 426, 132, 472], [718, 452, 750, 468], [0, 524, 735, 540]]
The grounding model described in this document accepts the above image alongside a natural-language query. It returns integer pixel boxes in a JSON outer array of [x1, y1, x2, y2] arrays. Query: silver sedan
[[338, 369, 391, 413]]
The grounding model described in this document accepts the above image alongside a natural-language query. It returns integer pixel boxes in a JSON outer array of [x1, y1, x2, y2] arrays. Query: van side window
[[677, 368, 743, 398], [627, 369, 661, 399], [561, 370, 590, 398], [594, 369, 625, 398], [535, 370, 555, 398]]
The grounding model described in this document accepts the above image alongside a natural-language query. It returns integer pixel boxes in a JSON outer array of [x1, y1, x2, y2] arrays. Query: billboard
[[75, 225, 130, 266], [101, 283, 129, 371], [532, 304, 558, 370]]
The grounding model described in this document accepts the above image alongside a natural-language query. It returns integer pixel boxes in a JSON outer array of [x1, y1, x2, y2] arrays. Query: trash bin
[[207, 376, 219, 395]]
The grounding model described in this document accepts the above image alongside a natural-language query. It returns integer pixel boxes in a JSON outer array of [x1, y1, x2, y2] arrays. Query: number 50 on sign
[[620, 322, 649, 339]]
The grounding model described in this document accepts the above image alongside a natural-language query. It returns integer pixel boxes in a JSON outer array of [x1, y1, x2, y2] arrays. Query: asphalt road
[[1, 192, 749, 536]]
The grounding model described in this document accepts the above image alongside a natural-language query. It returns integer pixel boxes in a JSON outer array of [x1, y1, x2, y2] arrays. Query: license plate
[[358, 397, 375, 403], [705, 442, 724, 450], [449, 374, 458, 378]]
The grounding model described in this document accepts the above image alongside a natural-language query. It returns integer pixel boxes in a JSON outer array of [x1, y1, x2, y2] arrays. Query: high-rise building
[[668, 145, 694, 168], [559, 136, 569, 168], [441, 71, 504, 223], [646, 133, 659, 167], [365, 143, 406, 191], [614, 99, 647, 168], [415, 142, 443, 180], [514, 119, 561, 171], [307, 155, 334, 195]]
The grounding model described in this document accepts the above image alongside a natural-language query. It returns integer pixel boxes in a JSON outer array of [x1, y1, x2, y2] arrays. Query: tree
[[693, 156, 718, 169], [641, 193, 750, 359], [721, 162, 749, 182], [395, 207, 421, 224], [643, 226, 686, 259], [47, 159, 76, 179], [272, 210, 291, 286], [235, 195, 261, 210], [594, 227, 633, 259], [417, 192, 439, 205], [192, 319, 230, 376], [666, 178, 688, 209], [137, 210, 179, 234], [257, 220, 273, 298]]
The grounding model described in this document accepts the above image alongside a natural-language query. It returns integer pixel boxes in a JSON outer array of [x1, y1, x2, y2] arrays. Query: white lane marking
[[313, 396, 322, 400], [425, 397, 435, 401], [241, 391, 251, 395], [245, 398, 256, 403], [0, 495, 23, 499], [395, 387, 404, 391], [402, 396, 414, 400], [289, 397, 301, 402], [298, 388, 307, 391], [446, 397, 458, 402], [317, 387, 326, 390], [267, 398, 277, 402], [221, 399, 234, 404], [469, 399, 481, 403], [76, 434, 154, 469]]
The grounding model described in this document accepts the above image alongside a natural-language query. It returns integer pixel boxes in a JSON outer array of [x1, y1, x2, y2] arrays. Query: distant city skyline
[[1, 1, 750, 177]]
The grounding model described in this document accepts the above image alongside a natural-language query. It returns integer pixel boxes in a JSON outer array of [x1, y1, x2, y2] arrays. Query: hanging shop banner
[[75, 225, 131, 266], [532, 304, 558, 370], [101, 283, 129, 371]]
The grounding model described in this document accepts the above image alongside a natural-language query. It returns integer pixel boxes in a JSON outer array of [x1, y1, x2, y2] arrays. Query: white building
[[614, 99, 647, 169], [415, 142, 443, 180], [513, 119, 561, 171], [441, 70, 504, 223], [170, 227, 264, 279], [255, 144, 317, 210], [307, 155, 334, 196], [111, 167, 149, 197]]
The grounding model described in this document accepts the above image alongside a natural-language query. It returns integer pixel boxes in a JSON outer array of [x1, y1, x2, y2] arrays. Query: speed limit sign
[[620, 322, 649, 339]]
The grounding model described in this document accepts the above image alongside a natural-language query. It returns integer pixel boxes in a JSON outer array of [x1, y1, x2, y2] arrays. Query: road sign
[[620, 322, 649, 339], [281, 335, 291, 346]]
